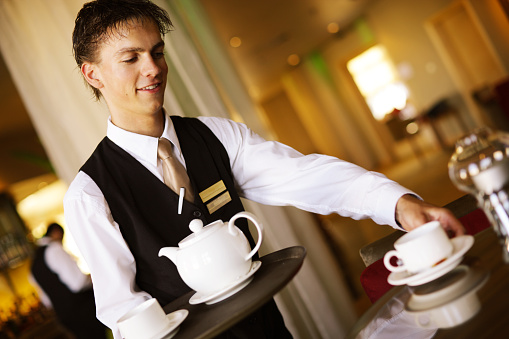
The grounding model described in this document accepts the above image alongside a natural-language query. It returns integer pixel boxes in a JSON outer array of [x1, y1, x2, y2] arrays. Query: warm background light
[[406, 121, 419, 135], [347, 45, 410, 120], [16, 178, 90, 274], [287, 54, 301, 66], [327, 22, 340, 34], [229, 36, 242, 48]]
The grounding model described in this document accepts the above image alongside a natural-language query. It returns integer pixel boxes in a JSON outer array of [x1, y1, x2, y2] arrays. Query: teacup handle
[[383, 250, 407, 272], [228, 212, 264, 261]]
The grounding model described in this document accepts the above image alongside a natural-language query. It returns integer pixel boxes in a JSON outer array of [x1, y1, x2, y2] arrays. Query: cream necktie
[[157, 137, 194, 202]]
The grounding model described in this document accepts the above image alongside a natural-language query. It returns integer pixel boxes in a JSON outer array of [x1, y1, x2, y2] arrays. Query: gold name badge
[[206, 191, 231, 214], [199, 180, 232, 214]]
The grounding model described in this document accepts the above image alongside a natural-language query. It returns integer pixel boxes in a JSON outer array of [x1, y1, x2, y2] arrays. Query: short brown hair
[[72, 0, 173, 100], [45, 223, 64, 237]]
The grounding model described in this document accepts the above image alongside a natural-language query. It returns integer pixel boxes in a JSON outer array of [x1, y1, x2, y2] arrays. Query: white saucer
[[149, 309, 189, 339], [388, 235, 474, 286], [189, 261, 262, 305]]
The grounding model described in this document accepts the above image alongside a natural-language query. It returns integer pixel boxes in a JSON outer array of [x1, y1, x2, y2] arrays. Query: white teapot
[[158, 211, 263, 295]]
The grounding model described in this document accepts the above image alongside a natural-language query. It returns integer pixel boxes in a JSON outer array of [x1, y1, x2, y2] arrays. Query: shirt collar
[[106, 113, 182, 168], [36, 236, 52, 246]]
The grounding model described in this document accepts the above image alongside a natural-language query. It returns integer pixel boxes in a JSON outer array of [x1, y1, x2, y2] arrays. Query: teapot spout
[[158, 247, 178, 264]]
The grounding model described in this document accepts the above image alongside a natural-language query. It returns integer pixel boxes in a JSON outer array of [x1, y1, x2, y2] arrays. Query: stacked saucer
[[387, 235, 474, 286], [405, 265, 489, 328]]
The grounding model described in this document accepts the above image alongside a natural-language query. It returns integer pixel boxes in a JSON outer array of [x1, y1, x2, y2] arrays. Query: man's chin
[[141, 99, 164, 113]]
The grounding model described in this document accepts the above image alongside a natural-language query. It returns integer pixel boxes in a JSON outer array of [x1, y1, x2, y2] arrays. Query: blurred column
[[164, 0, 272, 138]]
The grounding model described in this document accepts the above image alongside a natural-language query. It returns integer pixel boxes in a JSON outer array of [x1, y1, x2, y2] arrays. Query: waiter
[[64, 0, 465, 338]]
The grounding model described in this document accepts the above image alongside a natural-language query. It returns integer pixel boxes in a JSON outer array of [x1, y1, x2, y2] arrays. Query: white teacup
[[117, 298, 185, 339], [384, 221, 453, 274]]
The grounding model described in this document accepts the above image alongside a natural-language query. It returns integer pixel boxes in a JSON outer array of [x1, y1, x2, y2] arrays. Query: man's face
[[85, 19, 168, 128], [50, 229, 64, 242]]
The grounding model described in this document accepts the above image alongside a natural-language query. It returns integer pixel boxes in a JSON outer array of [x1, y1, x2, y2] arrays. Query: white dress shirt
[[64, 115, 415, 337]]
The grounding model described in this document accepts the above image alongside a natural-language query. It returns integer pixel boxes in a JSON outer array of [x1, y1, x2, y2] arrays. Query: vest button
[[193, 211, 202, 218]]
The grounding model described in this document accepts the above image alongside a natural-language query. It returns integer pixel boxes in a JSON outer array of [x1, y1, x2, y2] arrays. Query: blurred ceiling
[[0, 0, 371, 190], [200, 0, 372, 100]]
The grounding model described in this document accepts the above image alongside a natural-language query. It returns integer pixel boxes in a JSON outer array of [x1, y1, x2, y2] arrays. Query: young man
[[64, 0, 464, 337], [31, 223, 108, 339]]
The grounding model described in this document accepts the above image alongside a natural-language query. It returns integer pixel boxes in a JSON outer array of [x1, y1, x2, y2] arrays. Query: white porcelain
[[189, 260, 262, 305], [405, 265, 489, 328], [117, 298, 188, 339], [410, 292, 480, 328], [158, 211, 263, 295], [388, 235, 473, 286], [384, 221, 454, 274]]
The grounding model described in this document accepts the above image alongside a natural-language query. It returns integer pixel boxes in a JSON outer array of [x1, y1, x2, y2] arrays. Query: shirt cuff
[[374, 184, 421, 230]]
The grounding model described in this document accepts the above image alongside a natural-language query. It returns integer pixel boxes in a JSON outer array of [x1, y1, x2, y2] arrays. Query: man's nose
[[141, 56, 161, 77]]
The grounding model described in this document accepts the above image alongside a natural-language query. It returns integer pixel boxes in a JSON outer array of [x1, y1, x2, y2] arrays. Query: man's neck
[[110, 109, 165, 137]]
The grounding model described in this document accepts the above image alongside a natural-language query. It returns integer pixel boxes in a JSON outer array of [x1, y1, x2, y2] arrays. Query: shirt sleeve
[[63, 171, 151, 339], [44, 242, 92, 293], [198, 116, 417, 228]]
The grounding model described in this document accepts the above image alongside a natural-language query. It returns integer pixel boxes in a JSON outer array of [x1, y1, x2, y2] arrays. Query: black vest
[[81, 116, 291, 338], [81, 116, 254, 305]]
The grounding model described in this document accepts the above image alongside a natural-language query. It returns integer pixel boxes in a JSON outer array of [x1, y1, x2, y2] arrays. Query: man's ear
[[81, 62, 103, 89]]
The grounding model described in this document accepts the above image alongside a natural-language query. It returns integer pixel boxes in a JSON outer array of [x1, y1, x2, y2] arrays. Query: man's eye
[[153, 52, 165, 59], [123, 57, 137, 63]]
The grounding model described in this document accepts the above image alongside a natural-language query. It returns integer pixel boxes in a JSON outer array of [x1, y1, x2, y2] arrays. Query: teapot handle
[[228, 212, 264, 261]]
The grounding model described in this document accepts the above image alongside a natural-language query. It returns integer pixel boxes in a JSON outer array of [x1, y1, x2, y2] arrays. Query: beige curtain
[[0, 0, 357, 337], [0, 0, 108, 184]]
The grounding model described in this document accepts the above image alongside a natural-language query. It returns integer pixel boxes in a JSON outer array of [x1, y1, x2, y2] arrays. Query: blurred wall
[[469, 0, 509, 72], [260, 0, 509, 170]]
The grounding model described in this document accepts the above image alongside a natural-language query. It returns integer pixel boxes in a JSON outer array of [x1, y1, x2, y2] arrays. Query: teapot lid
[[178, 219, 222, 248]]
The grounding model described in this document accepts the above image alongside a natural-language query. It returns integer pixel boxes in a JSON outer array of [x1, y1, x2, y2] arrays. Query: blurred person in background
[[30, 223, 108, 339]]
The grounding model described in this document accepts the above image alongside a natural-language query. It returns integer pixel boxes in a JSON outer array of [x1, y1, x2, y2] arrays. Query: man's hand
[[395, 194, 465, 237]]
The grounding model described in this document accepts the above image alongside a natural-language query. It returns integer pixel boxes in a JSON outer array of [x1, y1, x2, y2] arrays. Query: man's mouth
[[139, 83, 160, 90]]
